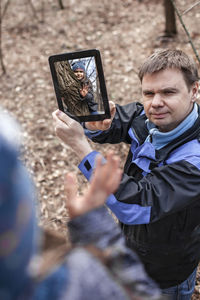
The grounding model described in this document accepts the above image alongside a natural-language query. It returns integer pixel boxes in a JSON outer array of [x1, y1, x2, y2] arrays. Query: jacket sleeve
[[84, 102, 144, 144], [114, 158, 200, 224], [67, 206, 161, 300], [78, 147, 200, 225]]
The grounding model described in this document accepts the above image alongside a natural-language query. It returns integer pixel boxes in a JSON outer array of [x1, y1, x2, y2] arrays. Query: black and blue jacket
[[79, 102, 200, 289]]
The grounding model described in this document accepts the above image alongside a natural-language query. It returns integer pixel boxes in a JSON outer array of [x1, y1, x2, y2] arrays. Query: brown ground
[[1, 0, 200, 298]]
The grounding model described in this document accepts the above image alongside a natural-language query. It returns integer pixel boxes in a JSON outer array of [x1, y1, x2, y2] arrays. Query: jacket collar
[[145, 103, 198, 150]]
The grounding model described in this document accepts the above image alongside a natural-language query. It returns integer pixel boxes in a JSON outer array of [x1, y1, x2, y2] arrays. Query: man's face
[[142, 68, 198, 132], [74, 69, 84, 80]]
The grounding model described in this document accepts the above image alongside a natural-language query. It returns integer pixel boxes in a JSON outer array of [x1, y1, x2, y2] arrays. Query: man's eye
[[163, 90, 175, 95], [144, 92, 154, 97]]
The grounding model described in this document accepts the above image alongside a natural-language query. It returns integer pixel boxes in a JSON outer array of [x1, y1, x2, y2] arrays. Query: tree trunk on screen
[[55, 61, 90, 116]]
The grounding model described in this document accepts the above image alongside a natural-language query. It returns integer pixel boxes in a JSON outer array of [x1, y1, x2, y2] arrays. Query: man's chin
[[151, 119, 170, 132], [151, 118, 166, 125]]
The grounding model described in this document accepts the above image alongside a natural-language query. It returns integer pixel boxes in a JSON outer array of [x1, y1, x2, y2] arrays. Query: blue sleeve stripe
[[106, 194, 151, 225], [186, 156, 200, 170], [166, 140, 200, 169], [78, 151, 100, 180], [84, 128, 103, 139], [78, 151, 151, 225]]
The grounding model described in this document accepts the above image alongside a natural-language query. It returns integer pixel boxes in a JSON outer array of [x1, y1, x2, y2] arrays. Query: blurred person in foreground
[[0, 108, 162, 300], [52, 49, 200, 300]]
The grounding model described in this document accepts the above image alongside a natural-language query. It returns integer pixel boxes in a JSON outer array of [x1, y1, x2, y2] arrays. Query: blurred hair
[[138, 49, 199, 89]]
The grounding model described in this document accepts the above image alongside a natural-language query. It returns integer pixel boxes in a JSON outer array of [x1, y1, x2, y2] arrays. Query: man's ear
[[191, 81, 199, 102]]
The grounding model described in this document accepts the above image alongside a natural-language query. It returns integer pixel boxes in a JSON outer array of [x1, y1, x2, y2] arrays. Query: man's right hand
[[85, 101, 116, 131], [52, 110, 92, 161]]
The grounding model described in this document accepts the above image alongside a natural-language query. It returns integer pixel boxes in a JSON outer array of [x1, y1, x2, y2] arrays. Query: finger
[[55, 109, 75, 126], [109, 101, 116, 117], [111, 106, 116, 118], [105, 152, 122, 194], [102, 119, 112, 129], [106, 151, 121, 179], [101, 104, 116, 130], [109, 168, 122, 194], [85, 121, 103, 130], [64, 173, 78, 204], [93, 152, 116, 183], [109, 101, 115, 109], [106, 150, 117, 163], [52, 109, 60, 121], [54, 117, 70, 137], [89, 152, 122, 197], [105, 152, 118, 176], [94, 154, 104, 172], [91, 154, 104, 180], [88, 123, 97, 130], [89, 154, 105, 190], [52, 110, 70, 128]]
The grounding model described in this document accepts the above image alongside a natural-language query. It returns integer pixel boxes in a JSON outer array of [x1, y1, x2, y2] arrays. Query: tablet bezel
[[49, 49, 111, 122]]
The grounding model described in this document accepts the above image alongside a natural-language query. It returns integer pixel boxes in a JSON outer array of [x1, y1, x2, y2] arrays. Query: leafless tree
[[27, 0, 38, 20], [58, 0, 64, 10], [0, 0, 7, 75], [164, 0, 177, 37]]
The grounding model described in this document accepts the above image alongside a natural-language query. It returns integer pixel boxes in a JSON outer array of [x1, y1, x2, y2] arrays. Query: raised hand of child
[[64, 151, 122, 219]]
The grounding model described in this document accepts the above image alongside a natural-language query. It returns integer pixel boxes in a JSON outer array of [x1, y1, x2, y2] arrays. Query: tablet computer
[[49, 49, 111, 122]]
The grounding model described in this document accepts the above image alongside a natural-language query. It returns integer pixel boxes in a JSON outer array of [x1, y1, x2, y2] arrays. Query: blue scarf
[[145, 103, 198, 150]]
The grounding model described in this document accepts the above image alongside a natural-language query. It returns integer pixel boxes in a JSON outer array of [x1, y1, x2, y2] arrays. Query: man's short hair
[[138, 49, 199, 89]]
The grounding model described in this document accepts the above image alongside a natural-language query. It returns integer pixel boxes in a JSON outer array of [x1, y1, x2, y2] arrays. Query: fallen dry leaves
[[1, 0, 200, 297]]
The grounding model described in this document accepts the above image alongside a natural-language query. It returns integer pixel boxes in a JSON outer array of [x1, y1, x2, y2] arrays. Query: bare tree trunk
[[41, 0, 45, 23], [0, 0, 6, 75], [27, 0, 38, 20], [2, 0, 11, 19], [164, 0, 177, 37], [58, 0, 64, 10]]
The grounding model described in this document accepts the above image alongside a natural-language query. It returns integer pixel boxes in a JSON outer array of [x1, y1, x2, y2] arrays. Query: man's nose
[[151, 93, 163, 106]]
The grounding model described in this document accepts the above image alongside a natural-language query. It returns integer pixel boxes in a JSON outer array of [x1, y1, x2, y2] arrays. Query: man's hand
[[85, 101, 116, 131], [52, 110, 92, 161], [65, 151, 122, 219]]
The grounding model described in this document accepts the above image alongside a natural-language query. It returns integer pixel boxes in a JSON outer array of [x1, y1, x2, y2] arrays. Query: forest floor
[[1, 0, 200, 298]]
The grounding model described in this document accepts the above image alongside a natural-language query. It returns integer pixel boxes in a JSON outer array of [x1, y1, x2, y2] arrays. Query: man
[[53, 49, 200, 299]]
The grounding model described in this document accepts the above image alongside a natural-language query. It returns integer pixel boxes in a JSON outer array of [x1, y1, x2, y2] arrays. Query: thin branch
[[182, 1, 200, 16], [88, 68, 95, 79], [86, 56, 93, 74], [170, 0, 200, 64]]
